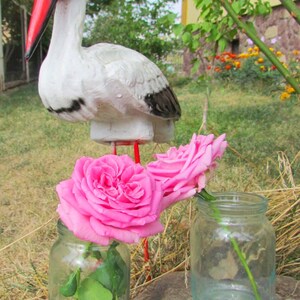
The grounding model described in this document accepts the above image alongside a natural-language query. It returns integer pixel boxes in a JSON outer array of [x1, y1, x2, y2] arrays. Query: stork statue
[[26, 0, 181, 271], [25, 0, 181, 156]]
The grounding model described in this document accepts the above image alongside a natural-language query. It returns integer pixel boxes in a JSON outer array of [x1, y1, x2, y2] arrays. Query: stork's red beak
[[25, 0, 57, 60]]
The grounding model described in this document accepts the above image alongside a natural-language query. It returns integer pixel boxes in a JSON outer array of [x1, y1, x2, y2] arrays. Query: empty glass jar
[[48, 220, 131, 299], [190, 192, 276, 300]]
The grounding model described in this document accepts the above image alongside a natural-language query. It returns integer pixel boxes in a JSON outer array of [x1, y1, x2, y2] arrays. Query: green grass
[[0, 82, 299, 298], [174, 81, 300, 187]]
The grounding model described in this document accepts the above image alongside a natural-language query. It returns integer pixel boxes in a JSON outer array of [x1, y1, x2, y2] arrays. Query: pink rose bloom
[[147, 134, 227, 210], [56, 155, 163, 245]]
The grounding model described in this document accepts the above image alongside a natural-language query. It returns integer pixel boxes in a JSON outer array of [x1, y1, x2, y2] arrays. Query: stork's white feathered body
[[26, 0, 181, 144]]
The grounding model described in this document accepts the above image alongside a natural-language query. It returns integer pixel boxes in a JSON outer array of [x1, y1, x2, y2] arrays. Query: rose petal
[[129, 220, 164, 237], [57, 198, 110, 246], [90, 217, 140, 244], [212, 134, 227, 159], [161, 187, 196, 210]]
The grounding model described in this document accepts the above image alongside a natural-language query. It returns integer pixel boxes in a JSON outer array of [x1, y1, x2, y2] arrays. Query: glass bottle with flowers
[[49, 154, 165, 299], [146, 134, 275, 300], [50, 133, 275, 300]]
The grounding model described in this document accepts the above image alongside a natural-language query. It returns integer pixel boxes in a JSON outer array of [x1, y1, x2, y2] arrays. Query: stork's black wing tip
[[144, 86, 181, 120]]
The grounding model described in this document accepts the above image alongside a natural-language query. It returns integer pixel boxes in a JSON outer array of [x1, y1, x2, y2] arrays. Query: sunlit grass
[[0, 82, 299, 298]]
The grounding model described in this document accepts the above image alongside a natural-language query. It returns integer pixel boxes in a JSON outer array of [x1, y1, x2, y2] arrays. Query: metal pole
[[0, 0, 5, 91], [22, 6, 30, 83]]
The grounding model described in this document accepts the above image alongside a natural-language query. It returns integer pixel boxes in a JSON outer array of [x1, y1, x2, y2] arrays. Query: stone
[[134, 272, 192, 300], [133, 272, 300, 300], [276, 276, 300, 300], [265, 26, 278, 39]]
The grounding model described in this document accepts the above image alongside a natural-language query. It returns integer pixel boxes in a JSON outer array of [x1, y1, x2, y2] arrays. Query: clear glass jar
[[48, 220, 131, 299], [190, 192, 276, 300]]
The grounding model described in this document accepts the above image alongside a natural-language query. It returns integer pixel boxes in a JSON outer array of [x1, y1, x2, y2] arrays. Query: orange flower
[[253, 46, 259, 52], [257, 57, 264, 63], [285, 85, 295, 94], [238, 53, 249, 59], [260, 65, 266, 71], [248, 48, 253, 53], [234, 61, 241, 68], [276, 51, 283, 57], [207, 65, 212, 70], [280, 92, 291, 101], [215, 67, 221, 72], [225, 65, 232, 70], [292, 50, 299, 56]]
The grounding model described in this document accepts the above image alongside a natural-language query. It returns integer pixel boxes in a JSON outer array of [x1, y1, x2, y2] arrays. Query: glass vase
[[48, 220, 131, 300], [190, 192, 276, 300]]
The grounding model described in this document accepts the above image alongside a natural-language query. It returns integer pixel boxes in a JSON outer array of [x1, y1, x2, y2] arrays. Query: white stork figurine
[[25, 0, 181, 151]]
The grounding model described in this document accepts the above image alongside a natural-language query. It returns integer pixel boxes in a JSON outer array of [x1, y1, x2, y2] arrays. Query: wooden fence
[[0, 1, 43, 92]]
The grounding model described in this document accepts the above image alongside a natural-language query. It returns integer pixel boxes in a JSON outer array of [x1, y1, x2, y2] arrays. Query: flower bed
[[208, 47, 299, 101]]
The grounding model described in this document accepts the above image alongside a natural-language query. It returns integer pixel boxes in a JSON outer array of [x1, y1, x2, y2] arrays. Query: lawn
[[0, 82, 299, 299]]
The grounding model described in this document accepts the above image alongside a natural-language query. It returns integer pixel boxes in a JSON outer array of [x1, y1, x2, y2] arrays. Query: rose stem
[[133, 141, 151, 281]]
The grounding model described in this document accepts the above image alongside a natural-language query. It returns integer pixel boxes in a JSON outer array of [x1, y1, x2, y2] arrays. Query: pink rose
[[147, 134, 227, 210], [56, 155, 163, 245]]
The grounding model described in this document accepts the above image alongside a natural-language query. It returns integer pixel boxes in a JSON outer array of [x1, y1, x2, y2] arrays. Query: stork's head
[[25, 0, 58, 60]]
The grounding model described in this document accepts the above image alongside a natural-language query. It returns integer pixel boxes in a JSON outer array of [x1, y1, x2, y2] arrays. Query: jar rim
[[196, 191, 268, 214]]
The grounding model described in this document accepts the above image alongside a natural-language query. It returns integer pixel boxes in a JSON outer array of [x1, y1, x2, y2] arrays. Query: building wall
[[240, 4, 300, 56]]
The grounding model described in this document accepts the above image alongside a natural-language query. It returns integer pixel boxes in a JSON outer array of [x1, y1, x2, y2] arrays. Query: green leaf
[[255, 2, 271, 16], [107, 244, 128, 297], [88, 242, 128, 298], [191, 60, 201, 74], [184, 24, 194, 32], [200, 7, 211, 19], [196, 0, 212, 9], [182, 31, 192, 45], [90, 249, 103, 260], [60, 268, 81, 297], [218, 37, 227, 52], [197, 189, 216, 202], [166, 12, 176, 23], [232, 1, 241, 14], [173, 24, 184, 36], [191, 40, 200, 52], [90, 264, 113, 291], [201, 22, 212, 33], [245, 21, 257, 35], [78, 278, 113, 300]]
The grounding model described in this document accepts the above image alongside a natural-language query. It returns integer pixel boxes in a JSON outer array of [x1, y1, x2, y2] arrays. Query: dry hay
[[262, 151, 300, 277], [130, 189, 300, 297], [130, 151, 300, 296], [0, 152, 299, 299]]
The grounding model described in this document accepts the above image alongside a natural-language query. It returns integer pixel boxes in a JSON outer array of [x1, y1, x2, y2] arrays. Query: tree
[[175, 0, 300, 94], [174, 0, 300, 131], [83, 0, 179, 65]]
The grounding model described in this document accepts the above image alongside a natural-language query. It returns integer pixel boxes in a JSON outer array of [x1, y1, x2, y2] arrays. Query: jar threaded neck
[[196, 192, 268, 217]]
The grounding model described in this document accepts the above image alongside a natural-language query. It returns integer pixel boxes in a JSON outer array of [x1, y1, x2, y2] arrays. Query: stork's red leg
[[112, 142, 117, 155], [133, 141, 151, 280], [133, 141, 140, 164]]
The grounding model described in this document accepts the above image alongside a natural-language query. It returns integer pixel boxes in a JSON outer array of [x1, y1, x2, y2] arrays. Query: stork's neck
[[47, 0, 87, 57]]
